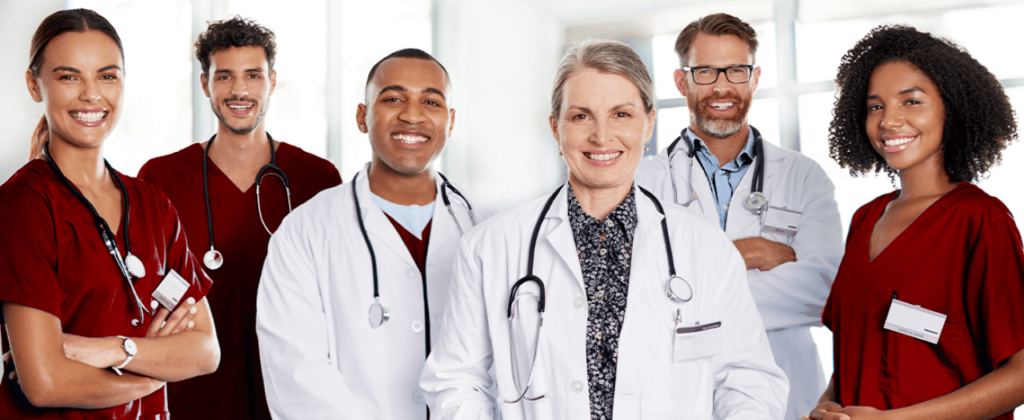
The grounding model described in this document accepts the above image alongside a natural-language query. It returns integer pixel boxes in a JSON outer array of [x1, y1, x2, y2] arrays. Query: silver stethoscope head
[[368, 297, 390, 329], [666, 275, 693, 303], [204, 247, 224, 270], [745, 191, 767, 214]]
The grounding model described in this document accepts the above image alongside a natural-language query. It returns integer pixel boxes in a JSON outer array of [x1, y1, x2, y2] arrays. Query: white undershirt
[[370, 193, 435, 239]]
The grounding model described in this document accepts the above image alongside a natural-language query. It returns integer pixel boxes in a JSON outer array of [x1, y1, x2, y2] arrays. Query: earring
[[644, 144, 649, 152]]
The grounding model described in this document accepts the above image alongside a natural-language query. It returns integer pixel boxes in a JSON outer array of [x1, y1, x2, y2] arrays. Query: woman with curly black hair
[[806, 25, 1024, 420]]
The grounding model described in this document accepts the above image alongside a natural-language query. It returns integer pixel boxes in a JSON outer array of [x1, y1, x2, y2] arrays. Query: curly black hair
[[195, 16, 276, 75], [829, 25, 1017, 183]]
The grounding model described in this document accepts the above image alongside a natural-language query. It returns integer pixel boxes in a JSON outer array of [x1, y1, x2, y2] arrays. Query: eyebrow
[[866, 87, 925, 101], [378, 85, 447, 100], [52, 64, 122, 73], [567, 103, 636, 113]]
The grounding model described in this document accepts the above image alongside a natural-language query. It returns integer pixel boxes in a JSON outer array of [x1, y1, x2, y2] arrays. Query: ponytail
[[29, 115, 48, 161]]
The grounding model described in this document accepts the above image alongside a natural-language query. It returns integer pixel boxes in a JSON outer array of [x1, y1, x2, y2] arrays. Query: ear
[[644, 108, 657, 143], [447, 107, 456, 138], [25, 70, 42, 103], [750, 66, 761, 94], [200, 73, 211, 98], [269, 69, 277, 94], [674, 68, 689, 98], [549, 114, 561, 146], [356, 103, 369, 134]]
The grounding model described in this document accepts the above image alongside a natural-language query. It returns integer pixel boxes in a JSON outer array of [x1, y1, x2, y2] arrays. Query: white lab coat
[[256, 164, 496, 420], [635, 137, 843, 419], [421, 184, 788, 420]]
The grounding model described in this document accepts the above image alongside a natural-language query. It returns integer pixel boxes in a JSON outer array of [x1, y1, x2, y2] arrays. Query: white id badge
[[152, 269, 190, 311], [761, 206, 801, 237], [884, 299, 946, 344], [673, 322, 723, 363]]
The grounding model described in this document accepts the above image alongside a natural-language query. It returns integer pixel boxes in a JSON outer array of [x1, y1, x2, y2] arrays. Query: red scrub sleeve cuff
[[0, 182, 63, 322], [967, 216, 1024, 368], [161, 194, 214, 309]]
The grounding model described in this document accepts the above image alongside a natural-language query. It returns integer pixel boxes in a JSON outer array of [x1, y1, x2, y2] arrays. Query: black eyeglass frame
[[682, 65, 756, 85]]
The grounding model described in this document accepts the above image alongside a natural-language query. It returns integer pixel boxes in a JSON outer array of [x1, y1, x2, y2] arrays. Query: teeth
[[229, 104, 253, 109], [884, 137, 915, 147], [585, 152, 622, 161], [392, 133, 428, 144], [71, 111, 105, 123], [710, 102, 734, 110]]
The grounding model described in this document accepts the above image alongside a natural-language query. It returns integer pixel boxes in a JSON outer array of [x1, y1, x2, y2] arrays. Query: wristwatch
[[111, 336, 137, 376]]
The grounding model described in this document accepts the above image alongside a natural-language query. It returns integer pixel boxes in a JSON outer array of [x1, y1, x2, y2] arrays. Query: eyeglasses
[[683, 65, 755, 85]]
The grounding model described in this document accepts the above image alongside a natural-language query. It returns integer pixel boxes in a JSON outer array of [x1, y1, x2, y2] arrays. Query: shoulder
[[138, 143, 203, 183], [852, 190, 898, 224], [948, 183, 1017, 225], [277, 142, 339, 175], [0, 160, 58, 211], [764, 142, 828, 178], [635, 151, 672, 187], [441, 175, 499, 221], [277, 181, 353, 233], [461, 192, 551, 246]]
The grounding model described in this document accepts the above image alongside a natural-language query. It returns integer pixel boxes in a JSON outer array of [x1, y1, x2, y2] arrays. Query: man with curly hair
[[635, 13, 844, 419], [138, 16, 341, 419]]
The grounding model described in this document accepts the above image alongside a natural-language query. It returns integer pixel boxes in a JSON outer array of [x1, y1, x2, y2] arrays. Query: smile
[[70, 110, 107, 123], [709, 101, 735, 110], [228, 104, 253, 110], [392, 133, 429, 144], [882, 136, 916, 153], [584, 151, 622, 161]]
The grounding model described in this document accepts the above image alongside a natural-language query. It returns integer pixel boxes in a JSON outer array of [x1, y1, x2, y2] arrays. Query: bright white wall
[[0, 0, 64, 182]]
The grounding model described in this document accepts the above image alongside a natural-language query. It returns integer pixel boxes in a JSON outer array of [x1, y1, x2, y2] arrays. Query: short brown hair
[[674, 13, 758, 67], [195, 16, 276, 75]]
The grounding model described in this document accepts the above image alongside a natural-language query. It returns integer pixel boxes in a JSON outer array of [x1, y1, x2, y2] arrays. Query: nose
[[398, 102, 426, 125], [590, 118, 612, 146], [879, 106, 904, 131], [230, 76, 249, 98], [79, 78, 101, 103]]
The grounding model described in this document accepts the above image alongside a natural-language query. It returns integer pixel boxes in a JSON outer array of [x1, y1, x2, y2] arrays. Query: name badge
[[152, 269, 190, 311], [673, 321, 723, 363], [884, 299, 946, 344], [761, 206, 801, 237]]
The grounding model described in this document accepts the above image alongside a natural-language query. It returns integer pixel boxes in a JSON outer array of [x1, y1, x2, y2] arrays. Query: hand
[[61, 334, 122, 369], [837, 406, 888, 420], [803, 401, 844, 420], [146, 297, 199, 338], [733, 237, 797, 271]]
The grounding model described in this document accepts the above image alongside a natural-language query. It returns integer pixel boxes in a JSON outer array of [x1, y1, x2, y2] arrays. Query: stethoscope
[[201, 133, 291, 270], [42, 142, 152, 327], [665, 126, 767, 215], [352, 171, 477, 329], [503, 184, 693, 404]]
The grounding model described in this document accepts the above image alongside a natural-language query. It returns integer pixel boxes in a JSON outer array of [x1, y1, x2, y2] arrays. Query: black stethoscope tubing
[[202, 133, 291, 270], [352, 171, 476, 326], [507, 184, 682, 318], [42, 141, 152, 326], [665, 126, 766, 214]]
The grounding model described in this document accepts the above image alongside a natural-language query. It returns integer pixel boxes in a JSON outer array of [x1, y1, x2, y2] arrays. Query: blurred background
[[2, 0, 1023, 409]]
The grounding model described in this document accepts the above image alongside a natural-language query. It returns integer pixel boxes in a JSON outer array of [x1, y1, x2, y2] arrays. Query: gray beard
[[690, 109, 745, 139]]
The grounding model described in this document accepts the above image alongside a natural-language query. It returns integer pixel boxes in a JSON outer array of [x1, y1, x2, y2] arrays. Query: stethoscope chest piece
[[368, 298, 390, 329], [124, 253, 146, 279], [745, 191, 767, 213], [666, 275, 693, 303], [204, 248, 224, 270]]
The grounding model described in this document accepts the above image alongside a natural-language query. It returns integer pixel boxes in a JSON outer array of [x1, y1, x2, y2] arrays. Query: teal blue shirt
[[685, 129, 756, 229]]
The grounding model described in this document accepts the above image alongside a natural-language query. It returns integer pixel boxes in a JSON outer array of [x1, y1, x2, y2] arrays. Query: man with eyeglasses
[[636, 13, 843, 420]]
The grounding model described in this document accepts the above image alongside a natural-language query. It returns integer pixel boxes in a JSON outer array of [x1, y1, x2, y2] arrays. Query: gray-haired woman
[[420, 39, 787, 419]]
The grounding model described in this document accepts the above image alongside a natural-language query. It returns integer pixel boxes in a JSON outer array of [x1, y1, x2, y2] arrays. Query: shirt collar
[[566, 183, 638, 239], [684, 128, 756, 166]]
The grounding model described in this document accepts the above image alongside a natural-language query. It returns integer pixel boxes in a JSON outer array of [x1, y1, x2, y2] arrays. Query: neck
[[896, 157, 957, 201], [568, 176, 632, 221], [689, 123, 749, 165], [366, 158, 436, 206], [207, 124, 273, 172], [48, 136, 109, 191]]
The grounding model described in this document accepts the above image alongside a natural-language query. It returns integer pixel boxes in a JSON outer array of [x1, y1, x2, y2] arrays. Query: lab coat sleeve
[[256, 215, 376, 419], [746, 161, 843, 331], [713, 233, 790, 419], [420, 236, 496, 420]]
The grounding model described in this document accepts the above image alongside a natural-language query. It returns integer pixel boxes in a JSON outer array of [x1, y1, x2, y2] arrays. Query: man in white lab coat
[[635, 13, 843, 419], [256, 48, 495, 419]]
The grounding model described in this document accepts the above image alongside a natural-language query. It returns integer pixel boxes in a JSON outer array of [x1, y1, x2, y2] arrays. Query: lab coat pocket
[[645, 322, 717, 418], [877, 319, 968, 403]]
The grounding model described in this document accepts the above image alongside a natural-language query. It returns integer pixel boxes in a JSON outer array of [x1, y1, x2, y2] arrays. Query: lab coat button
[[571, 380, 583, 393], [411, 320, 424, 333], [723, 204, 729, 210], [413, 390, 425, 403], [574, 297, 585, 309]]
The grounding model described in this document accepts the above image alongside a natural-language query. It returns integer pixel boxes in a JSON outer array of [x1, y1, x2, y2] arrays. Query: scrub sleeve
[[823, 183, 1024, 420], [138, 141, 340, 420], [0, 160, 213, 420]]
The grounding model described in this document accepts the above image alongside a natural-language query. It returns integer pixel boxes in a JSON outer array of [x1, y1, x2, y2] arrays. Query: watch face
[[124, 338, 137, 355]]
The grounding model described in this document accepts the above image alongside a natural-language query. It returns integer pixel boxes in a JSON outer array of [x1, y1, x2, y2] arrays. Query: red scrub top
[[824, 183, 1024, 419], [138, 141, 340, 420], [0, 159, 213, 420]]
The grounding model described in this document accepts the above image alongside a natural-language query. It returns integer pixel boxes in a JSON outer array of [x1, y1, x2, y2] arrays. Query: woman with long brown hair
[[0, 9, 219, 419]]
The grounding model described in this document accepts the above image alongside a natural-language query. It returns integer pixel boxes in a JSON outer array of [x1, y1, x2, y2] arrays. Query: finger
[[158, 297, 196, 337], [147, 308, 171, 338], [171, 305, 199, 334], [826, 403, 844, 412]]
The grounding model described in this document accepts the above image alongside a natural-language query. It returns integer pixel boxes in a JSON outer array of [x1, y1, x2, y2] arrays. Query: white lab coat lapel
[[541, 184, 585, 294], [676, 148, 721, 226], [725, 142, 786, 238], [355, 165, 419, 271]]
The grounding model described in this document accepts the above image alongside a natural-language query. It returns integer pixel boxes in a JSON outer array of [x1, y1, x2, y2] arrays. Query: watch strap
[[113, 335, 135, 373]]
